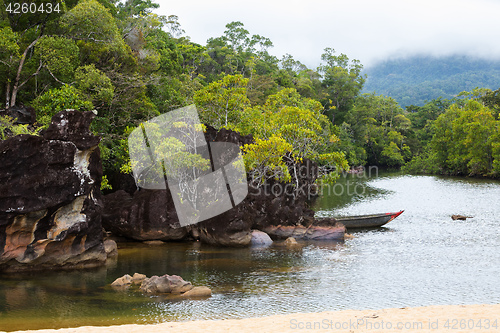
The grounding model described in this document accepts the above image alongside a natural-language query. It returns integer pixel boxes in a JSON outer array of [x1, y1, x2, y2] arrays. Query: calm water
[[1, 172, 500, 331]]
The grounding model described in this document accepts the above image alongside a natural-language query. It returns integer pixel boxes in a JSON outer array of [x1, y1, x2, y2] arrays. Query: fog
[[158, 0, 500, 68]]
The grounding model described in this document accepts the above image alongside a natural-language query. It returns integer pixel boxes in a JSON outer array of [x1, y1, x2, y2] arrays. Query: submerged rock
[[0, 110, 106, 272], [284, 237, 298, 246], [143, 240, 165, 246], [181, 286, 212, 297]]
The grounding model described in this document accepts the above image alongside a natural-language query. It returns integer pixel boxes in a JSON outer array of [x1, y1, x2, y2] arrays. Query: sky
[[157, 0, 500, 69]]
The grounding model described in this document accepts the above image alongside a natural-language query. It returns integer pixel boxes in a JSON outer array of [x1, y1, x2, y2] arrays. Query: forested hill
[[362, 55, 500, 106]]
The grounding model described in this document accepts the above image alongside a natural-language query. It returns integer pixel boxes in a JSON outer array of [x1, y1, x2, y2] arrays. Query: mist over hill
[[362, 55, 500, 106]]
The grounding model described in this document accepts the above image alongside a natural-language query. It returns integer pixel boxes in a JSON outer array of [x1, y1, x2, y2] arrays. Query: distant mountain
[[362, 55, 500, 107]]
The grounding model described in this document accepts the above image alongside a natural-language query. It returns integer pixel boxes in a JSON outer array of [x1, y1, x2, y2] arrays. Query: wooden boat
[[335, 210, 404, 229]]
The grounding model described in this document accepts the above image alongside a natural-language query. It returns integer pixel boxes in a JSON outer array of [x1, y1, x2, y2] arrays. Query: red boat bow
[[386, 210, 405, 221]]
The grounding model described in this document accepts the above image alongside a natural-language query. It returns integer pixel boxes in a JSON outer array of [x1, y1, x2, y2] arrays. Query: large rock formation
[[0, 110, 107, 272], [102, 189, 190, 241], [102, 126, 343, 246]]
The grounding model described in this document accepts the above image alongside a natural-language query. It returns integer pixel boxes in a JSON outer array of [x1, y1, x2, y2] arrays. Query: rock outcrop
[[102, 189, 190, 241], [0, 110, 107, 272], [102, 126, 343, 246]]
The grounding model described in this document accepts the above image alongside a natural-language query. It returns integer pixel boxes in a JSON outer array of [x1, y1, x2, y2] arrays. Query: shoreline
[[8, 304, 500, 333]]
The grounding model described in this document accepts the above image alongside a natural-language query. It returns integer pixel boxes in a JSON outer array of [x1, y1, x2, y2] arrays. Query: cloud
[[158, 0, 500, 68]]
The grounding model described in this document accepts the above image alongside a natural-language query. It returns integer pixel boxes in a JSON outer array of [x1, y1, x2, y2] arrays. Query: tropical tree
[[318, 47, 366, 124], [194, 74, 250, 128]]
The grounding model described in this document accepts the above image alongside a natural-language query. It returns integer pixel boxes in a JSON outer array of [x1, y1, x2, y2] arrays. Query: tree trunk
[[5, 80, 10, 109], [10, 26, 44, 108]]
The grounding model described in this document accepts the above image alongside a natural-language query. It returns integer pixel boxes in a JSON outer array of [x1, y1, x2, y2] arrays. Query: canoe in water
[[335, 210, 404, 229]]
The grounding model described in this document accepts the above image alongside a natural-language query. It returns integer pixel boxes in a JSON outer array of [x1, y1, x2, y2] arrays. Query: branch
[[17, 60, 43, 90], [46, 67, 68, 86]]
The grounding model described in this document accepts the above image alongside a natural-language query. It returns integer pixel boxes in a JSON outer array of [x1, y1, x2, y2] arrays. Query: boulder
[[250, 230, 273, 247], [131, 273, 147, 285], [140, 274, 193, 295], [284, 237, 298, 246], [0, 105, 36, 124], [0, 110, 106, 272], [182, 286, 212, 297], [111, 274, 132, 287], [104, 239, 118, 257]]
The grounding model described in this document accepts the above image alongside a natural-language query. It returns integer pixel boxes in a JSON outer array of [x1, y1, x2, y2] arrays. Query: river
[[0, 171, 499, 331]]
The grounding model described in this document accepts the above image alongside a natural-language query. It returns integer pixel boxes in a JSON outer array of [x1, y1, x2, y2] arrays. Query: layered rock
[[0, 110, 106, 272]]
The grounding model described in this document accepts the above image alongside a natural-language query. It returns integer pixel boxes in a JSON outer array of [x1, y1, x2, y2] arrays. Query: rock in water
[[250, 230, 273, 247], [451, 215, 473, 221], [140, 274, 193, 295], [104, 239, 118, 257], [0, 110, 106, 272], [111, 274, 133, 287], [182, 286, 212, 297], [284, 237, 298, 246], [131, 273, 147, 285]]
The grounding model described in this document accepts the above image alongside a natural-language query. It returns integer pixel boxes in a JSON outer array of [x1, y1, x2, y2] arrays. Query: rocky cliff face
[[102, 126, 327, 247], [0, 110, 106, 272]]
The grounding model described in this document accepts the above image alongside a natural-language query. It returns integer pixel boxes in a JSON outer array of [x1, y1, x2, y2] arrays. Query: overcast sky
[[157, 0, 500, 69]]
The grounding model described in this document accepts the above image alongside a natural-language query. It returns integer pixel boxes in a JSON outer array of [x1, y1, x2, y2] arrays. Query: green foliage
[[238, 88, 349, 184], [242, 136, 292, 185], [74, 64, 114, 105], [406, 98, 500, 177], [342, 93, 410, 167], [100, 175, 112, 191], [194, 74, 250, 128], [0, 115, 41, 140], [31, 85, 93, 127], [0, 26, 19, 66], [36, 36, 79, 81], [318, 47, 366, 123], [61, 0, 120, 44], [117, 0, 159, 18]]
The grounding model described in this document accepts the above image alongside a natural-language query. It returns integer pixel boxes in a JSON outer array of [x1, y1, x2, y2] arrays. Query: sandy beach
[[8, 304, 500, 333]]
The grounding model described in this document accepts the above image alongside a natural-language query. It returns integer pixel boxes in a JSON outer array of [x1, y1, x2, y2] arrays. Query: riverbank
[[8, 304, 500, 333]]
